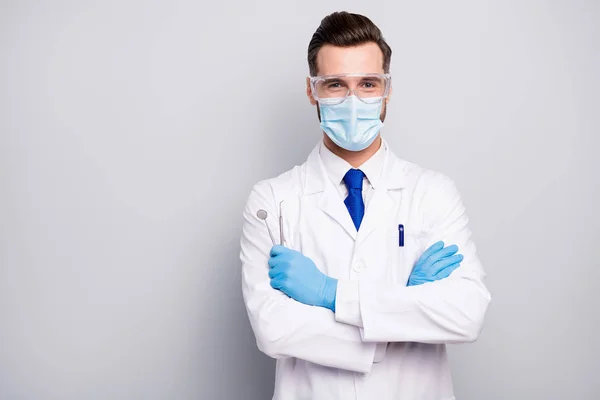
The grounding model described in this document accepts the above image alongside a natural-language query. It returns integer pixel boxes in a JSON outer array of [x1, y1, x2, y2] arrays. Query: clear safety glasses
[[309, 73, 391, 105]]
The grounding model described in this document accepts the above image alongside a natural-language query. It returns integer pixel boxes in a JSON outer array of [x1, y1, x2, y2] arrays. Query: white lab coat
[[240, 140, 490, 400]]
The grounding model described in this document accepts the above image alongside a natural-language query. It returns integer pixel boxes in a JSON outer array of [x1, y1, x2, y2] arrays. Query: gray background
[[0, 1, 598, 399]]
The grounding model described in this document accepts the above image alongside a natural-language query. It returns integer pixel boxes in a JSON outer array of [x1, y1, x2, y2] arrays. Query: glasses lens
[[315, 78, 349, 100], [355, 76, 386, 99]]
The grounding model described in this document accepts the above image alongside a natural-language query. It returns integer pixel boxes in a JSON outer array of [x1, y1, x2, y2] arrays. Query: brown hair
[[307, 11, 392, 76]]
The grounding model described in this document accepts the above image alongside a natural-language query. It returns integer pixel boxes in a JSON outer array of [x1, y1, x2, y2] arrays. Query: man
[[240, 11, 490, 400]]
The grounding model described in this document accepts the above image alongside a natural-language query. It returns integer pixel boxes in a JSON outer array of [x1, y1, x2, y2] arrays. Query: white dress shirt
[[318, 139, 386, 207]]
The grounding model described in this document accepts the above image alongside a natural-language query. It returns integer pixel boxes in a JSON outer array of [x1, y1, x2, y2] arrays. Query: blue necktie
[[343, 169, 365, 230]]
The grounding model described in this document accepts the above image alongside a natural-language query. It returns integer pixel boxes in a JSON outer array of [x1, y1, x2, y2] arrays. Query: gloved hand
[[268, 245, 338, 311], [408, 241, 463, 286]]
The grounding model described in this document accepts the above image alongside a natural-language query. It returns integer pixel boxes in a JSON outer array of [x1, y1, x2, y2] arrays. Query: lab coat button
[[352, 262, 365, 273]]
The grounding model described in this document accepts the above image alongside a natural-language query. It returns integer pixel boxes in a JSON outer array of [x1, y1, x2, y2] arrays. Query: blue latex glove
[[408, 241, 463, 286], [268, 245, 338, 311]]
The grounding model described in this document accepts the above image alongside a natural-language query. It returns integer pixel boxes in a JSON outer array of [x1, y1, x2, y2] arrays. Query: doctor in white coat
[[240, 11, 490, 400]]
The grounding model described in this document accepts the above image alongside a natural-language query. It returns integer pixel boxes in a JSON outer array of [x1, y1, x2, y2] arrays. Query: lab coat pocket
[[388, 229, 424, 286]]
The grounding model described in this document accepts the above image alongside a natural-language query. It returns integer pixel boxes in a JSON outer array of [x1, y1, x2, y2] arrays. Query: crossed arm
[[240, 178, 491, 373]]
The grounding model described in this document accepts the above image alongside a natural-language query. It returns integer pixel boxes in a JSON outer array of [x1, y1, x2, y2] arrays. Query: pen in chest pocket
[[398, 224, 404, 247]]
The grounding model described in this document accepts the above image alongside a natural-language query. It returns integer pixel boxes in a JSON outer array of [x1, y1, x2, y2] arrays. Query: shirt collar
[[318, 139, 387, 189]]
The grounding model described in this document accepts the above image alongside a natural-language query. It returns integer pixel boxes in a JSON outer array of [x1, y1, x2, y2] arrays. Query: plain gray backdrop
[[1, 1, 598, 399]]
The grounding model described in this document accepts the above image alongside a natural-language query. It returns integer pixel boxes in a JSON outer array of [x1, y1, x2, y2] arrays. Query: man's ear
[[306, 77, 317, 106]]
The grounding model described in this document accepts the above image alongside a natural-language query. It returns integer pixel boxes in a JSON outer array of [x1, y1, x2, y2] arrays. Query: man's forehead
[[315, 42, 384, 76]]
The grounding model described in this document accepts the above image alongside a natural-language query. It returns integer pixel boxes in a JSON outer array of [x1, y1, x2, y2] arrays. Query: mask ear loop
[[385, 76, 392, 104]]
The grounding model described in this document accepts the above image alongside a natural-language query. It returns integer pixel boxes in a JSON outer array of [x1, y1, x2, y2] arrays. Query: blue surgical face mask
[[319, 95, 384, 152]]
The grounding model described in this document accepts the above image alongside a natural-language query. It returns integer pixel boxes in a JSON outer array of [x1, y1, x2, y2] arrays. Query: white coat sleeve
[[335, 175, 491, 343], [240, 181, 377, 373]]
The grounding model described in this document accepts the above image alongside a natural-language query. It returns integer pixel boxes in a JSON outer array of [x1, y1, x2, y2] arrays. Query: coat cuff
[[335, 280, 387, 362], [335, 280, 363, 328]]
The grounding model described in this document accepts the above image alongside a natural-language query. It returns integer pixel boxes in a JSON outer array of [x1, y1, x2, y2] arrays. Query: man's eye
[[361, 81, 378, 89], [327, 82, 343, 89]]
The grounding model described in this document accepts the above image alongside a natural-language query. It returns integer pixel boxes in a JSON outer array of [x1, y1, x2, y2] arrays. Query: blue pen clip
[[398, 224, 404, 247]]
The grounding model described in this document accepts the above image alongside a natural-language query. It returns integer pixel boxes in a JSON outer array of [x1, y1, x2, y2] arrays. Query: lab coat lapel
[[355, 148, 408, 246], [318, 183, 358, 240], [304, 144, 358, 241], [355, 186, 394, 246]]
